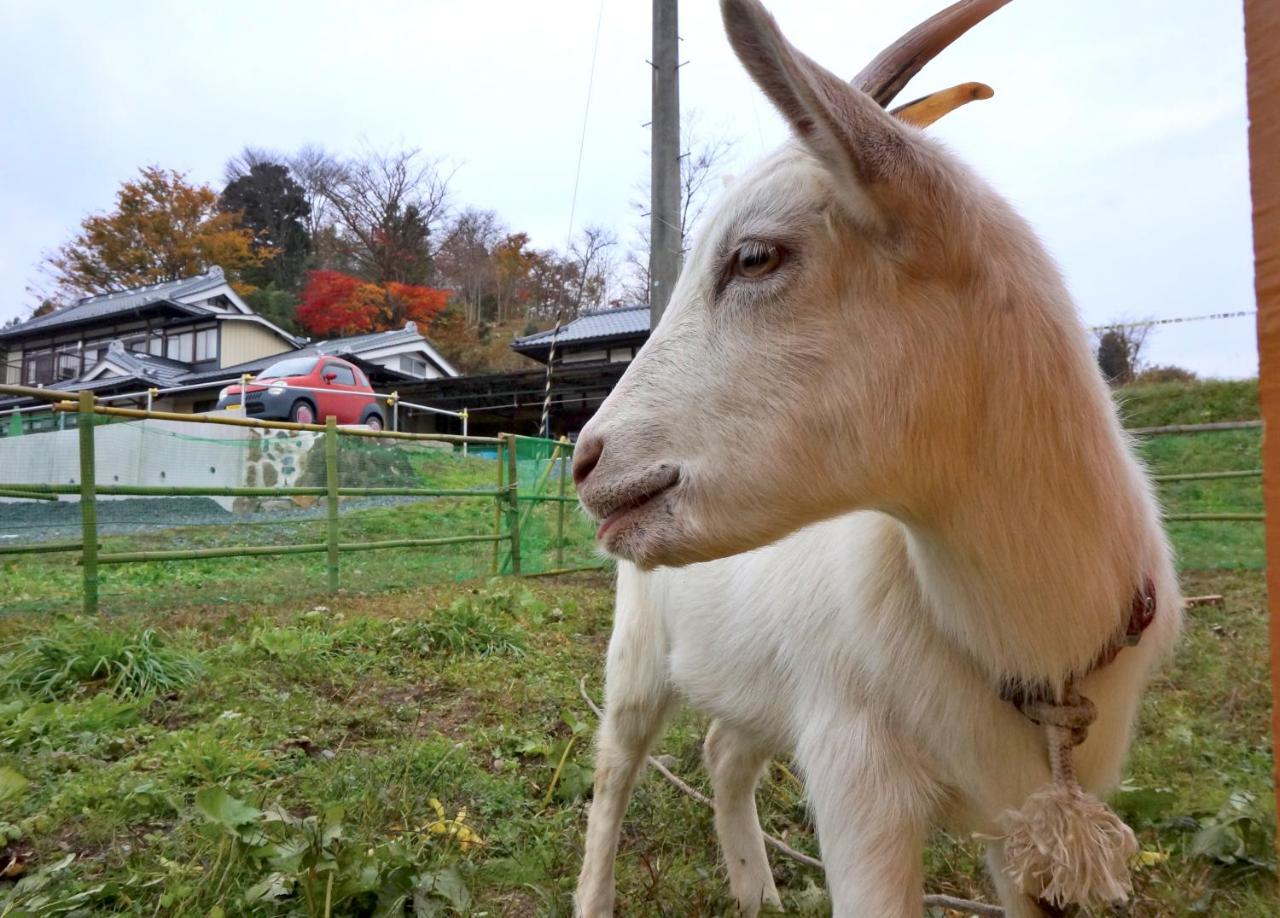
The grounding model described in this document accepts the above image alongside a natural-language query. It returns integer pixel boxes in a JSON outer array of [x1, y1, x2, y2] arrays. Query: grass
[[0, 379, 1273, 914], [0, 568, 1272, 915], [1116, 378, 1259, 428]]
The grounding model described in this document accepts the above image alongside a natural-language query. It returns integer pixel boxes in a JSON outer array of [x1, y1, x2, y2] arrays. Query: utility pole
[[649, 0, 681, 327]]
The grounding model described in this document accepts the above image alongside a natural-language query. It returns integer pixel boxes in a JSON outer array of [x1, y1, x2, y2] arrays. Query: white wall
[[0, 415, 320, 510]]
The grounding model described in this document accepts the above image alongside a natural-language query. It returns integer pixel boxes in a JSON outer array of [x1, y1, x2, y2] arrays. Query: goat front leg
[[575, 689, 675, 917], [704, 719, 782, 915], [576, 578, 676, 918], [798, 717, 934, 918]]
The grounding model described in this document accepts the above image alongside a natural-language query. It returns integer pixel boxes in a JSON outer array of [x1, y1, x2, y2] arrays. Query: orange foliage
[[46, 166, 265, 301], [297, 270, 450, 337]]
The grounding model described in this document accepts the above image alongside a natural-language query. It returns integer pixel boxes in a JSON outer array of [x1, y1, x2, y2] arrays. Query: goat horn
[[892, 81, 994, 127], [853, 0, 1013, 107]]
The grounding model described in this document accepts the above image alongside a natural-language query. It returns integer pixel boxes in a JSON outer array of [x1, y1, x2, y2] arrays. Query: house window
[[195, 328, 217, 362], [56, 350, 80, 380], [148, 335, 163, 356], [22, 348, 53, 385], [122, 335, 146, 353], [166, 331, 194, 363], [399, 355, 428, 377]]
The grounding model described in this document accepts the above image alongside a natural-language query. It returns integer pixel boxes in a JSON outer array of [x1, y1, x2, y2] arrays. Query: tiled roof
[[101, 347, 191, 384], [0, 268, 229, 340], [513, 305, 651, 350]]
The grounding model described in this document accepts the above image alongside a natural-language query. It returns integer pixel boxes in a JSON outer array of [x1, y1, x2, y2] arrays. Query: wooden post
[[1243, 0, 1280, 865], [556, 436, 569, 567], [504, 434, 522, 576], [325, 416, 340, 594], [77, 390, 99, 615]]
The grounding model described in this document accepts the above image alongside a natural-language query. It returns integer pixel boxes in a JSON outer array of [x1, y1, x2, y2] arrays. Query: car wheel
[[365, 413, 384, 432], [291, 401, 316, 425]]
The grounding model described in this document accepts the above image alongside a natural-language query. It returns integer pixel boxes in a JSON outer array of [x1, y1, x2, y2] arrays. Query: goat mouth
[[594, 469, 680, 542]]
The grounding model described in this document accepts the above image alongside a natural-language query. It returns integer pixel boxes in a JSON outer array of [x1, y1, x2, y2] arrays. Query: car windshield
[[255, 358, 317, 380]]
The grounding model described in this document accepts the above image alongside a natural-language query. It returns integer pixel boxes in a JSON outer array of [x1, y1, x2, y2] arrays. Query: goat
[[571, 1, 1181, 916]]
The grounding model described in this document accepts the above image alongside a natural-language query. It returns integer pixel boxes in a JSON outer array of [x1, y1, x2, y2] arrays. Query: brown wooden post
[[1244, 0, 1280, 864]]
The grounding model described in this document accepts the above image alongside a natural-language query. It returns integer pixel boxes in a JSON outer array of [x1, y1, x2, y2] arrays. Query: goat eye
[[733, 242, 782, 279]]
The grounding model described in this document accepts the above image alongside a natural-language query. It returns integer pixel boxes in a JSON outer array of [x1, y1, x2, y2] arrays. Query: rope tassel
[[996, 686, 1138, 909]]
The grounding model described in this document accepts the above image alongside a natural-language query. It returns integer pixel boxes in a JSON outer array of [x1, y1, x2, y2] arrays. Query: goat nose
[[573, 435, 604, 486]]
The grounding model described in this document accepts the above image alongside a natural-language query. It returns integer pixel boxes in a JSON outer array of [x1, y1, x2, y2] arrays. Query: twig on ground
[[577, 677, 1004, 917]]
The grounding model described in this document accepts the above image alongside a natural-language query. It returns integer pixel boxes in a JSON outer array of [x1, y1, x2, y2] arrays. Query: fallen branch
[[577, 677, 1004, 916]]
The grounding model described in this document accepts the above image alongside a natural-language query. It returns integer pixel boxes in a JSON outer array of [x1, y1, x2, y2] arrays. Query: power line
[[543, 0, 608, 439], [1089, 311, 1255, 333]]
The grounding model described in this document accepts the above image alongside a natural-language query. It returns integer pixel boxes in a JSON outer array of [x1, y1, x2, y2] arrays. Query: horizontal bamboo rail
[[0, 540, 95, 556], [1131, 420, 1263, 436], [91, 533, 508, 565], [1153, 469, 1263, 482], [1164, 512, 1266, 522], [0, 487, 58, 501], [0, 483, 497, 499], [46, 401, 502, 445], [0, 383, 79, 403]]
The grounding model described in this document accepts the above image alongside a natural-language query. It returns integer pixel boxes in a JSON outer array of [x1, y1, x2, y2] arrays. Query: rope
[[577, 677, 1005, 916]]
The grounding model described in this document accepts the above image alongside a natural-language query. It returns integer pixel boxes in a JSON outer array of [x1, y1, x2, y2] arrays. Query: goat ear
[[721, 0, 920, 219]]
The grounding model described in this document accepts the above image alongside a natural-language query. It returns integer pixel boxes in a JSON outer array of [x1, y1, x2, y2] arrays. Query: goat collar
[[1000, 576, 1157, 713]]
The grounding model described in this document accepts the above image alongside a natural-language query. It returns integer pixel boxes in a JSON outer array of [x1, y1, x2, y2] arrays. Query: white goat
[[571, 1, 1180, 916]]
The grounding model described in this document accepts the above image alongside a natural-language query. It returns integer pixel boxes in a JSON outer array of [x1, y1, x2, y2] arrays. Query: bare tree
[[288, 145, 346, 242], [621, 114, 737, 305], [436, 208, 505, 326], [1094, 320, 1153, 385], [317, 145, 455, 286], [567, 225, 618, 315]]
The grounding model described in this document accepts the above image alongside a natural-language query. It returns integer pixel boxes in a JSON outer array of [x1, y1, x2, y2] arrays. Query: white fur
[[572, 2, 1181, 915]]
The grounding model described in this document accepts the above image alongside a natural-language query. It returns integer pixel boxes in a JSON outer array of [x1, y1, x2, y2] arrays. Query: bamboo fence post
[[77, 390, 99, 615], [493, 438, 505, 574], [504, 433, 522, 576], [556, 436, 569, 567], [325, 416, 340, 594]]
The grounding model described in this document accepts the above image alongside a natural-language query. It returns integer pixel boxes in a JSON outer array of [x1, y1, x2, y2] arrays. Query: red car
[[216, 356, 386, 429]]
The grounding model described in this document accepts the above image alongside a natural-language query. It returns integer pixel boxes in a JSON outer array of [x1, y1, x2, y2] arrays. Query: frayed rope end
[[997, 783, 1138, 909]]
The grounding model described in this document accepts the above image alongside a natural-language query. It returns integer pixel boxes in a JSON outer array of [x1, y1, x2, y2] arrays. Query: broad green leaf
[[194, 786, 262, 831], [0, 766, 29, 806]]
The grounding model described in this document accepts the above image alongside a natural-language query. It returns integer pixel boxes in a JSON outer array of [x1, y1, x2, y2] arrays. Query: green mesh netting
[[496, 436, 604, 576], [0, 414, 605, 616]]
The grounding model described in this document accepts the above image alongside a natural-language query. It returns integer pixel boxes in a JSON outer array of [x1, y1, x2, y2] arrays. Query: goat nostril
[[573, 437, 603, 486]]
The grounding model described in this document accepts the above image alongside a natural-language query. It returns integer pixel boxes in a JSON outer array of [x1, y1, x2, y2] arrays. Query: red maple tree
[[296, 270, 450, 337]]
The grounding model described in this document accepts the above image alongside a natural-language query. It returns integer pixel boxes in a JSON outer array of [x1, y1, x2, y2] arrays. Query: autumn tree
[[296, 270, 449, 338], [221, 160, 311, 291], [40, 166, 265, 303]]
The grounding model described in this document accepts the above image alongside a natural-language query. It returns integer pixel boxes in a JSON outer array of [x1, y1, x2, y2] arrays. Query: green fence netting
[[0, 411, 607, 616]]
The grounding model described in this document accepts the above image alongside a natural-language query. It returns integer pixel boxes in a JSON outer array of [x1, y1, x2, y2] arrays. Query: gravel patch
[[0, 495, 430, 546]]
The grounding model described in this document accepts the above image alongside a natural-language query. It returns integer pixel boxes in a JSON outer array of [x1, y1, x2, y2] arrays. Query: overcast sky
[[0, 0, 1255, 377]]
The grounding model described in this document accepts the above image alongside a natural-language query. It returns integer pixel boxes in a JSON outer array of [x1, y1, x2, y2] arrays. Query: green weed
[[0, 619, 202, 701]]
